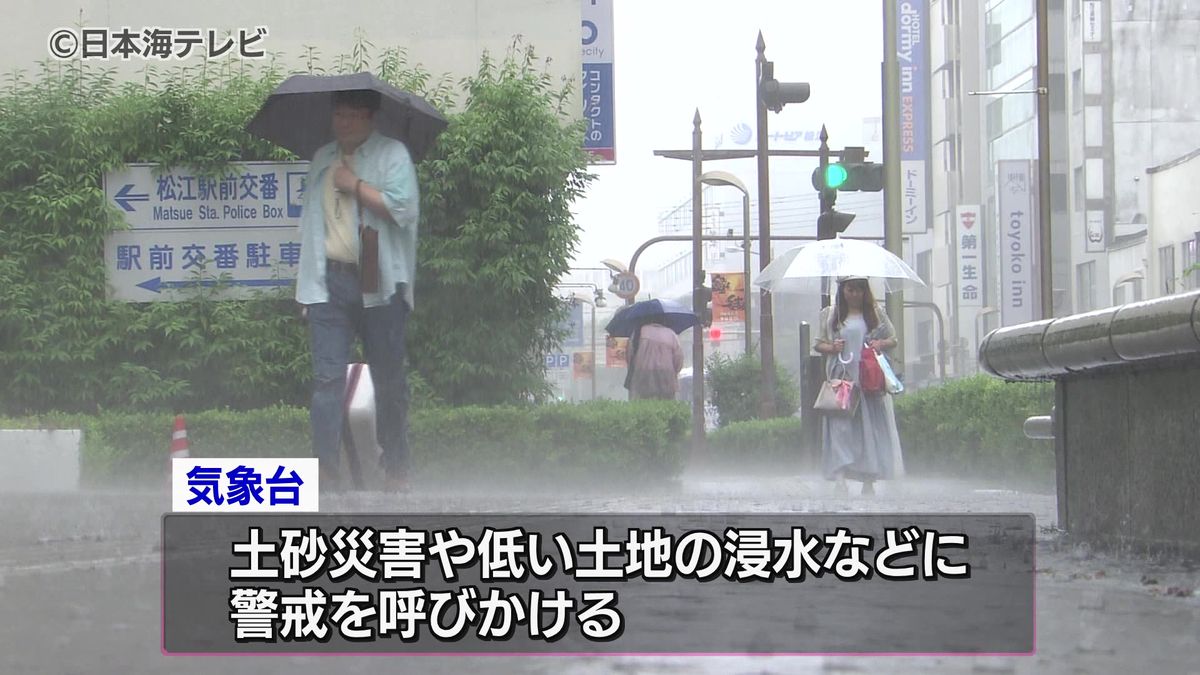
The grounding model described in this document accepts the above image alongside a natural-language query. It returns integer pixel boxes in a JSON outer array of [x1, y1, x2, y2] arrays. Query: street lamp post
[[974, 307, 1000, 372], [699, 170, 753, 355], [571, 293, 598, 401], [558, 283, 606, 400]]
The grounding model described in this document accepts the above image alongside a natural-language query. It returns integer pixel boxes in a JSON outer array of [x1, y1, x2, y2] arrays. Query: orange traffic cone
[[170, 414, 190, 461]]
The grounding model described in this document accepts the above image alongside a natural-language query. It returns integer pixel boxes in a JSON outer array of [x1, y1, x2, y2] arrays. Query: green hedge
[[703, 417, 809, 470], [415, 400, 688, 485], [2, 378, 1055, 486], [4, 401, 689, 488], [696, 375, 1055, 484], [892, 375, 1055, 485]]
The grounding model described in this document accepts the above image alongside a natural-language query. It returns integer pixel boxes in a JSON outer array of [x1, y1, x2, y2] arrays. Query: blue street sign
[[105, 225, 303, 302], [104, 162, 309, 302]]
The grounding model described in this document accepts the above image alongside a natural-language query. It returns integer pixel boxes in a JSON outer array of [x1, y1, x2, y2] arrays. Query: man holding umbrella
[[296, 87, 420, 491], [293, 88, 412, 491], [248, 73, 446, 492]]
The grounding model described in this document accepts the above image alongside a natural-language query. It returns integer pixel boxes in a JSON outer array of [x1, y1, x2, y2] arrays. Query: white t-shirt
[[321, 153, 359, 263]]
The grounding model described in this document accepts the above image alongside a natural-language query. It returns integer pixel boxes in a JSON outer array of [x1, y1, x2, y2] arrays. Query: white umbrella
[[752, 238, 926, 293]]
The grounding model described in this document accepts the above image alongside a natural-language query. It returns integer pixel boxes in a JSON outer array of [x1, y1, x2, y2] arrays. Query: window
[[1072, 69, 1083, 113], [918, 320, 934, 356], [987, 99, 1004, 139], [987, 42, 1003, 72], [1114, 279, 1143, 306], [1159, 245, 1176, 295], [987, 22, 1036, 86], [940, 63, 958, 99], [940, 135, 959, 172], [1050, 73, 1066, 113], [943, 0, 958, 24], [986, 0, 1035, 41], [1074, 166, 1085, 212], [1077, 261, 1095, 312], [916, 249, 934, 302], [917, 250, 933, 286], [1185, 238, 1199, 290]]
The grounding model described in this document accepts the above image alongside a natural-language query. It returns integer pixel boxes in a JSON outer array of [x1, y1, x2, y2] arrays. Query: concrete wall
[[1106, 237, 1146, 306], [1147, 148, 1200, 297], [0, 430, 81, 492], [4, 0, 582, 112], [979, 290, 1200, 551], [1059, 356, 1200, 550]]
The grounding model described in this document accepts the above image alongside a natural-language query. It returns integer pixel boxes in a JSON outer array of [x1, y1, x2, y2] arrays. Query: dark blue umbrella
[[605, 298, 700, 337], [245, 71, 448, 162]]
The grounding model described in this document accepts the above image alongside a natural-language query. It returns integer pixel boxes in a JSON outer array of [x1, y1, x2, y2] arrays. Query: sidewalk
[[1, 473, 1196, 674]]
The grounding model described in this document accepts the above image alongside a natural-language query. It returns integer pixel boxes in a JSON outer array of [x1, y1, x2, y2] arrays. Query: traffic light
[[759, 61, 810, 113], [811, 163, 855, 238], [708, 326, 723, 342], [823, 163, 848, 189], [817, 209, 857, 239], [810, 162, 884, 193]]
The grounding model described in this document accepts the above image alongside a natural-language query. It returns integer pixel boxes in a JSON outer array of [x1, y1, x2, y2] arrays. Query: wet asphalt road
[[2, 472, 1197, 675]]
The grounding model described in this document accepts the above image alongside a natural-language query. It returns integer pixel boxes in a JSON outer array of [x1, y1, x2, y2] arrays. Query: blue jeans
[[307, 262, 410, 476]]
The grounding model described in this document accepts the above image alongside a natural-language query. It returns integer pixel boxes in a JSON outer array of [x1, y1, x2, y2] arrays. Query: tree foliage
[[415, 46, 593, 404], [0, 36, 593, 415], [705, 351, 801, 426]]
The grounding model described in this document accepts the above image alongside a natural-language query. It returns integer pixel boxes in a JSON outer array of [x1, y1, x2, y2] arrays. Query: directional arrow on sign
[[113, 184, 150, 212], [136, 277, 295, 294]]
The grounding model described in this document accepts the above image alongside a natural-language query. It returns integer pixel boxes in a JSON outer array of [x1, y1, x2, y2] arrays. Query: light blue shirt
[[295, 130, 419, 309]]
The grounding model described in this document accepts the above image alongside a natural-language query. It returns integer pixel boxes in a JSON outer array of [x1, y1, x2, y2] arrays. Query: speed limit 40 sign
[[611, 272, 640, 300]]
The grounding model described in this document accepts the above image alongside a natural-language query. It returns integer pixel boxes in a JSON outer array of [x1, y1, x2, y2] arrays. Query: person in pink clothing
[[625, 320, 685, 400]]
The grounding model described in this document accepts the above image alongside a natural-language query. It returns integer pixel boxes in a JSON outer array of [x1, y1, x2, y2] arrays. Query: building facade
[[2, 0, 584, 111], [914, 0, 1200, 385]]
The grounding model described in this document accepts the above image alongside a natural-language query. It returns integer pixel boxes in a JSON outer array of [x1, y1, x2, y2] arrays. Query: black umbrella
[[605, 299, 700, 338], [245, 71, 449, 162]]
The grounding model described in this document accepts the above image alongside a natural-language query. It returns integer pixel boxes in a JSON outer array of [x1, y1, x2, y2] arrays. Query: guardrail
[[978, 291, 1200, 381], [978, 291, 1200, 551]]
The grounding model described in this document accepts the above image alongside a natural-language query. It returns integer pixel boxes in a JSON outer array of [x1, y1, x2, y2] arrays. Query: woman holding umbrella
[[606, 298, 696, 401], [625, 317, 685, 400], [813, 276, 904, 496]]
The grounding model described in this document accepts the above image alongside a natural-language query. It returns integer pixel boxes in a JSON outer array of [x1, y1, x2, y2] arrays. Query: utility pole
[[1035, 0, 1053, 320], [882, 0, 905, 369], [755, 34, 776, 419], [818, 127, 833, 309], [691, 110, 706, 453], [755, 32, 814, 417]]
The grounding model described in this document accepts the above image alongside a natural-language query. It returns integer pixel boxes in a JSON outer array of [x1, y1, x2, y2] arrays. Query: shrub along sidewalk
[[2, 401, 689, 489], [698, 375, 1055, 487], [4, 376, 1053, 488]]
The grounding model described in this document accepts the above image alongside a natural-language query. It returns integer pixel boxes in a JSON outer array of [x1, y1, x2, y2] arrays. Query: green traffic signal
[[810, 161, 886, 193], [824, 163, 848, 189]]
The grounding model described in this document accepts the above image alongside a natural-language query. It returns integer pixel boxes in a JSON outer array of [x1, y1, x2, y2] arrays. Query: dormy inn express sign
[[103, 162, 308, 302]]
